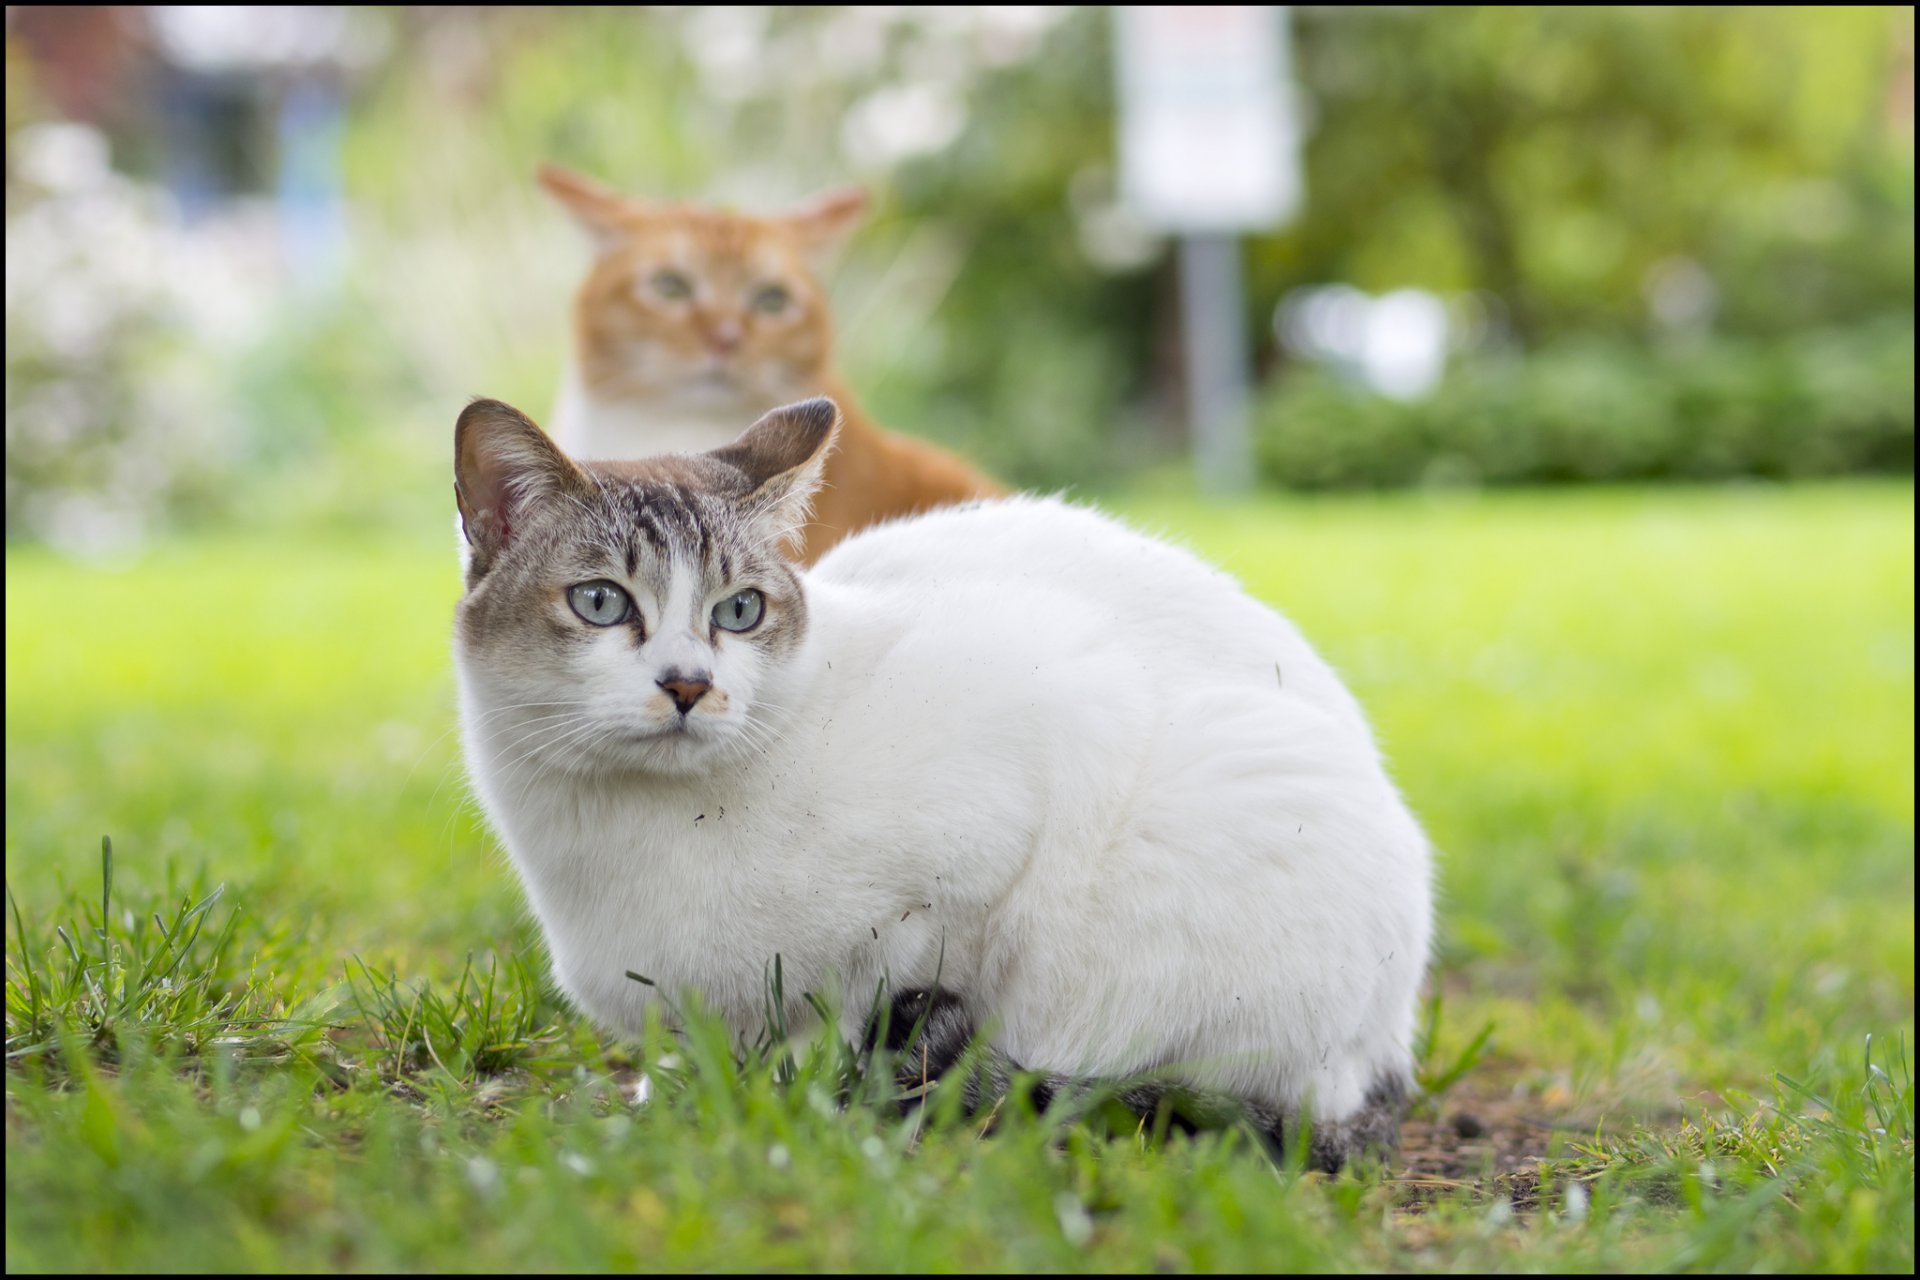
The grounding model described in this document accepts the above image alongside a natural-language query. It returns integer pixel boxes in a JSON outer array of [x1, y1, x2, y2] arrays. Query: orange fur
[[539, 164, 1004, 563]]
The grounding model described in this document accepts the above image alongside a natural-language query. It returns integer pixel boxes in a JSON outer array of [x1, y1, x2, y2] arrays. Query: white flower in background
[[1274, 284, 1453, 401], [841, 81, 968, 170], [680, 6, 772, 103], [149, 5, 388, 73], [5, 123, 259, 553]]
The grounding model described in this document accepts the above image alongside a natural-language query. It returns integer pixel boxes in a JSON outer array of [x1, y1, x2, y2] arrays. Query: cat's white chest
[[551, 366, 756, 460], [488, 760, 1002, 1044]]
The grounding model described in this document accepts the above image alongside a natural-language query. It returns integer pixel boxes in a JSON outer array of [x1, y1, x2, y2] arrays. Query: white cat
[[452, 396, 1433, 1168]]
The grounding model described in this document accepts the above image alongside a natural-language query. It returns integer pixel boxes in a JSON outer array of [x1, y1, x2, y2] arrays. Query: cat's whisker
[[423, 753, 478, 831], [468, 697, 593, 715], [472, 709, 588, 736], [730, 717, 790, 763], [486, 715, 589, 765], [403, 696, 588, 809], [711, 727, 764, 772], [487, 715, 600, 805], [465, 699, 595, 726], [456, 703, 601, 767], [492, 718, 596, 779], [503, 726, 617, 816], [471, 711, 596, 751], [503, 714, 617, 791], [526, 718, 606, 770]]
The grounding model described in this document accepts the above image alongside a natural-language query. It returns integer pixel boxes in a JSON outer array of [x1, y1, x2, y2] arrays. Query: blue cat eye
[[714, 589, 765, 633], [650, 269, 693, 301], [569, 581, 632, 627], [751, 283, 791, 314]]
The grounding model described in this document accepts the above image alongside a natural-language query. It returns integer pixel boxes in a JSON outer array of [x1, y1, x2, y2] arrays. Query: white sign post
[[1115, 5, 1302, 493]]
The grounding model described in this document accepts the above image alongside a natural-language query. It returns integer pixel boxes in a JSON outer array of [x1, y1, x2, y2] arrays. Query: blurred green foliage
[[3, 6, 1914, 541], [328, 7, 1157, 488], [1270, 7, 1914, 343], [1259, 315, 1916, 489], [1250, 7, 1915, 489], [329, 6, 1915, 491]]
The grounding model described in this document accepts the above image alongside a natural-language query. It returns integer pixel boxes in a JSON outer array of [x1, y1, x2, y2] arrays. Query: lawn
[[5, 481, 1914, 1271]]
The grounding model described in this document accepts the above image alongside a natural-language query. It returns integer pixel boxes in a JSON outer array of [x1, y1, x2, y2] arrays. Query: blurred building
[[9, 5, 377, 280]]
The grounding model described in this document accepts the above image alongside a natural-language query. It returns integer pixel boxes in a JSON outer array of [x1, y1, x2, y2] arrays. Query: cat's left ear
[[779, 187, 870, 262], [454, 398, 589, 578], [708, 398, 842, 550]]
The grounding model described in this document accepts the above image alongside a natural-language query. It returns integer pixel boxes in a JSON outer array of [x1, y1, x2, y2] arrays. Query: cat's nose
[[657, 673, 712, 715], [705, 321, 742, 354]]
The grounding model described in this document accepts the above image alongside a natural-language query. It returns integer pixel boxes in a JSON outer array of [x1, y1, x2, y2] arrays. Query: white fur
[[553, 362, 774, 461], [457, 496, 1433, 1122]]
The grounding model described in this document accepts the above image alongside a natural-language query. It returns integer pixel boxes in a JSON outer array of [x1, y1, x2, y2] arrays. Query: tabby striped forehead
[[566, 472, 791, 592]]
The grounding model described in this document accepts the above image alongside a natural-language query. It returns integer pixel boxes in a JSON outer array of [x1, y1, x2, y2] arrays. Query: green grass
[[6, 481, 1914, 1270]]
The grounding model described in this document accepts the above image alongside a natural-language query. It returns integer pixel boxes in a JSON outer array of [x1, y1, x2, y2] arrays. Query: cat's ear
[[537, 163, 638, 249], [454, 398, 589, 576], [708, 398, 842, 550], [778, 186, 870, 262]]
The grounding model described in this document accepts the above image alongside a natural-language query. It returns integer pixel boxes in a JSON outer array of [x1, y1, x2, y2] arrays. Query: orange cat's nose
[[658, 675, 712, 715], [705, 321, 742, 354]]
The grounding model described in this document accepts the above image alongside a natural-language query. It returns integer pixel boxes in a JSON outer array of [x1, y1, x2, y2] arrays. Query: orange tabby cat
[[539, 164, 1002, 563]]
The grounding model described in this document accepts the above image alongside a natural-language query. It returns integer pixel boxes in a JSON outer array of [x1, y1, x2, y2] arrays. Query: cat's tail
[[868, 989, 1405, 1174]]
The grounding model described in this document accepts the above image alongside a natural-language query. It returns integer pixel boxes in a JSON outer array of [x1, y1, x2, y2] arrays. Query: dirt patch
[[1391, 1077, 1583, 1210], [1401, 1093, 1566, 1180]]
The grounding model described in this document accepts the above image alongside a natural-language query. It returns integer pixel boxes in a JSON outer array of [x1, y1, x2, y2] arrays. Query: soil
[[1391, 1077, 1580, 1210]]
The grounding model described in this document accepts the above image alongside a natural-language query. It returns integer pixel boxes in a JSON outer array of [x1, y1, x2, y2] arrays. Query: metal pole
[[1177, 232, 1254, 494]]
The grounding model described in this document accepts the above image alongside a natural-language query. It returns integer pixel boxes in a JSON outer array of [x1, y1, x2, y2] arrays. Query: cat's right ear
[[779, 186, 870, 263], [708, 398, 842, 551], [455, 399, 587, 577], [536, 163, 636, 250]]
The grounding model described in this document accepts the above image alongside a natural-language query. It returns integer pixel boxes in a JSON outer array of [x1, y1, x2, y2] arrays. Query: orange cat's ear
[[708, 398, 843, 551], [455, 398, 588, 577], [778, 187, 871, 262], [537, 163, 639, 248]]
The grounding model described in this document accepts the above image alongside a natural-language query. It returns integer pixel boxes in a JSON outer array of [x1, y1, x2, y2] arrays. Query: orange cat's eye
[[649, 270, 694, 301], [750, 283, 792, 315]]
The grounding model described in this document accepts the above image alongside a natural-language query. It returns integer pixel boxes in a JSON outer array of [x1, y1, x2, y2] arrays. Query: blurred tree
[[329, 6, 1910, 483], [1267, 7, 1914, 347], [329, 7, 1157, 487], [6, 5, 1913, 541]]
